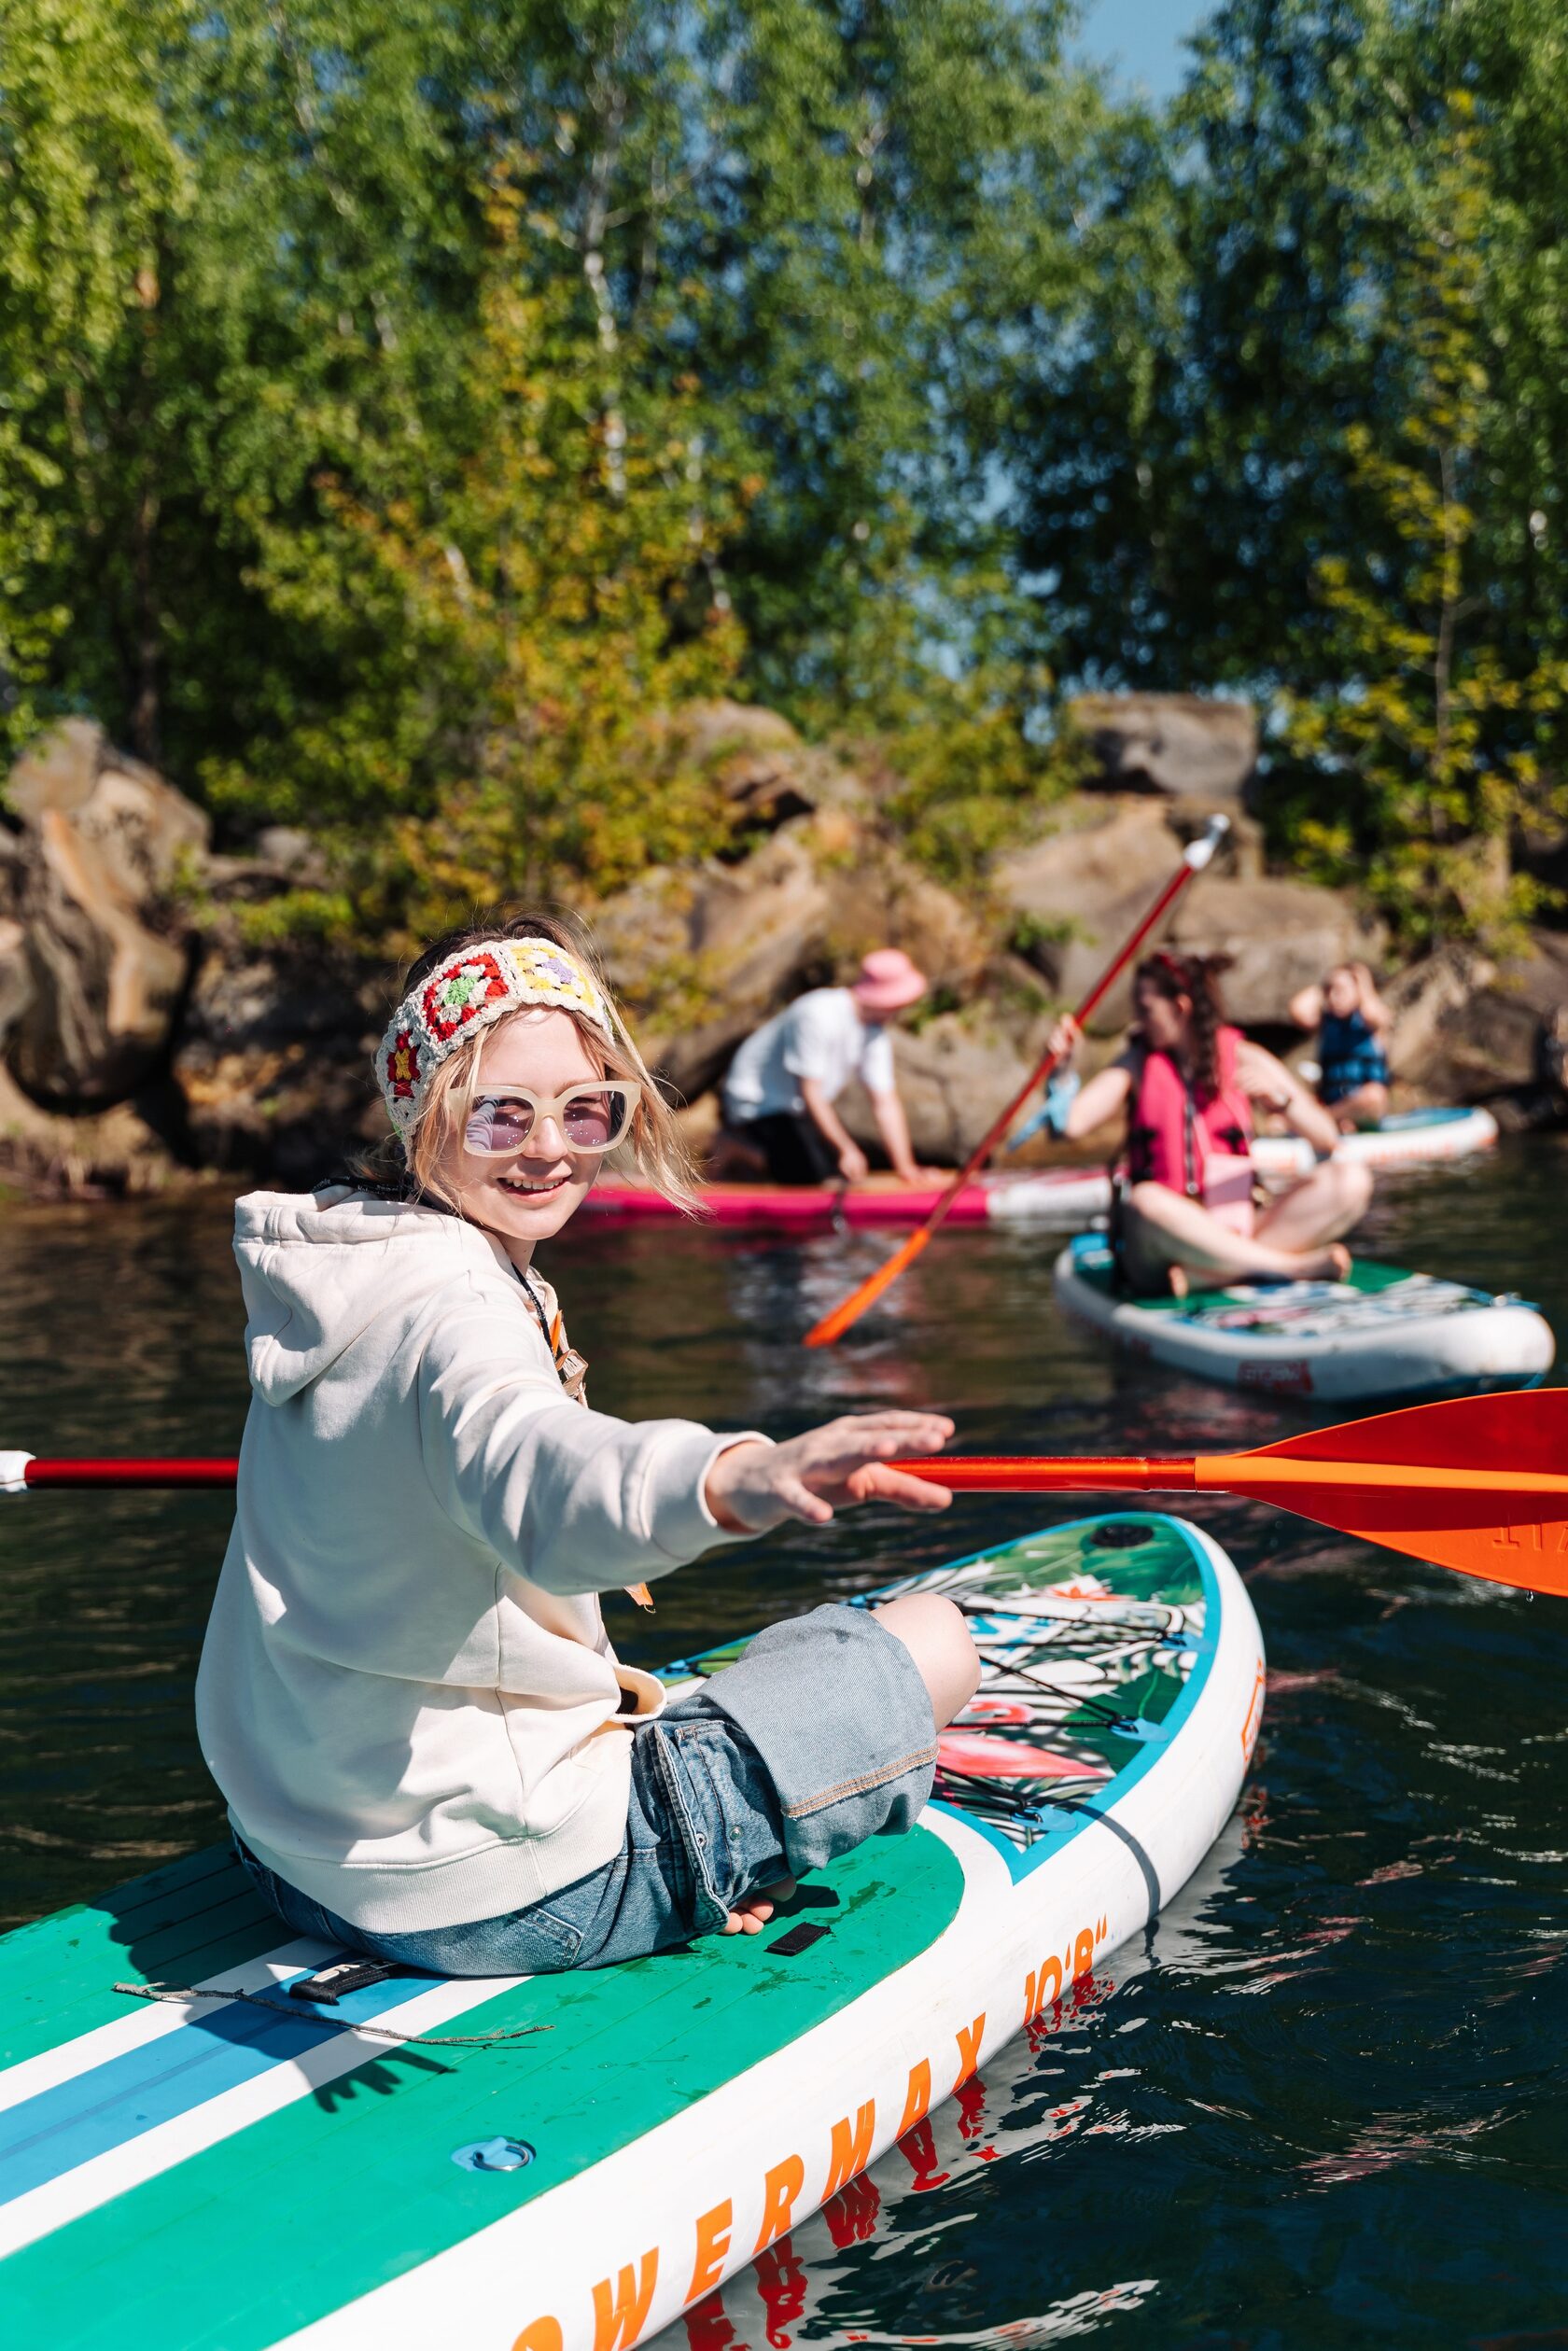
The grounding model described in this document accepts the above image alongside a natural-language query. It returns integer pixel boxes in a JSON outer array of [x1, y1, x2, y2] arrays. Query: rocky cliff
[[0, 706, 1561, 1196]]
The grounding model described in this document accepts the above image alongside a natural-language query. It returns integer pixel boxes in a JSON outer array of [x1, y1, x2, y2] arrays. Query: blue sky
[[1076, 0, 1212, 100]]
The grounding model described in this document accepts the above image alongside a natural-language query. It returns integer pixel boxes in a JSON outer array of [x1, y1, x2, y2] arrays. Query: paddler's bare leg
[[1121, 1182, 1356, 1294], [1329, 1079, 1389, 1132], [723, 1597, 977, 1938], [872, 1591, 982, 1728], [1253, 1156, 1372, 1251]]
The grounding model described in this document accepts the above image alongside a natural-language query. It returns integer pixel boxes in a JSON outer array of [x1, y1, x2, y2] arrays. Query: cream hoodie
[[195, 1187, 758, 1930]]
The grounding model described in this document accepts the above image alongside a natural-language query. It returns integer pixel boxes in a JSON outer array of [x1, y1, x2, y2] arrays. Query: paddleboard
[[656, 1811, 1248, 2350], [0, 1513, 1262, 2351], [586, 1109, 1497, 1238], [1055, 1232, 1554, 1402], [1252, 1103, 1498, 1179], [584, 1168, 1112, 1232]]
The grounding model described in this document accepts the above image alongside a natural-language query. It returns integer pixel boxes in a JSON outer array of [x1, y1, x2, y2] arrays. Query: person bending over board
[[196, 913, 974, 1980], [1288, 960, 1392, 1131], [1045, 949, 1372, 1297], [709, 949, 932, 1185]]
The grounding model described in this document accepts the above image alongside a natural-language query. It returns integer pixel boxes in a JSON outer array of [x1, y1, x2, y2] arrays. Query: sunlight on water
[[2, 1140, 1565, 2344]]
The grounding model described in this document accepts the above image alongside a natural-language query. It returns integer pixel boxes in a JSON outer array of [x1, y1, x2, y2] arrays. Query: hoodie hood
[[234, 1187, 515, 1404]]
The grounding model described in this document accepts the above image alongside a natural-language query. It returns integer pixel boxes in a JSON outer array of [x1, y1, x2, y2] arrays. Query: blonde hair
[[379, 909, 702, 1216]]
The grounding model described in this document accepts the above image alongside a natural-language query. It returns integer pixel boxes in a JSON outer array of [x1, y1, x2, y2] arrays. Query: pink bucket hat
[[852, 947, 927, 1015]]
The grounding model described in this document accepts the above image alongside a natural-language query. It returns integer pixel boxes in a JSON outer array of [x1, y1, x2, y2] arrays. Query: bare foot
[[1293, 1242, 1351, 1282], [1167, 1264, 1190, 1301], [721, 1876, 797, 1936]]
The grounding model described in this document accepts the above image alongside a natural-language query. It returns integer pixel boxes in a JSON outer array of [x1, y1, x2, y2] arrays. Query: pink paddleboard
[[582, 1168, 1111, 1233]]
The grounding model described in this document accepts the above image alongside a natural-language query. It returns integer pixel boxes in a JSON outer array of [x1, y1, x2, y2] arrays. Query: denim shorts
[[233, 1601, 937, 1978]]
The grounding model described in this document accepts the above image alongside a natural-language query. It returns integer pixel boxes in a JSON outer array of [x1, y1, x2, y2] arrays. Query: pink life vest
[[1123, 1025, 1255, 1235]]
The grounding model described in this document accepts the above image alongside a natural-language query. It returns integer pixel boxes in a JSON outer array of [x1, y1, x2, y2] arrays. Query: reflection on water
[[3, 1143, 1567, 2344]]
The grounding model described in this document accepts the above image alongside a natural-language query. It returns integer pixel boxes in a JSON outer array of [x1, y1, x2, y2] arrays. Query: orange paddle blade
[[1243, 1384, 1568, 1475], [804, 1228, 931, 1349], [894, 1389, 1568, 1601], [1202, 1387, 1568, 1595], [1194, 1451, 1568, 1596]]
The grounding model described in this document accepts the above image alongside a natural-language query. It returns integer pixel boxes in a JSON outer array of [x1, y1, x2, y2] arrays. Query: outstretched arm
[[1352, 965, 1392, 1032], [869, 1088, 922, 1184], [800, 1075, 868, 1182], [420, 1304, 954, 1597], [1043, 1015, 1133, 1139]]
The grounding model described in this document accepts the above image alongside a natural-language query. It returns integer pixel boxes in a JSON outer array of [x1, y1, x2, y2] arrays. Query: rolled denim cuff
[[699, 1602, 937, 1877]]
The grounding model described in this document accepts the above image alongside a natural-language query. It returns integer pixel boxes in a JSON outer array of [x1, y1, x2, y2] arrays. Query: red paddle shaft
[[899, 1457, 1195, 1492], [6, 1459, 239, 1489]]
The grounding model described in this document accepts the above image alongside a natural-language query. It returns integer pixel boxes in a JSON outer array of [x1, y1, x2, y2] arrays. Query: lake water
[[3, 1144, 1566, 2344]]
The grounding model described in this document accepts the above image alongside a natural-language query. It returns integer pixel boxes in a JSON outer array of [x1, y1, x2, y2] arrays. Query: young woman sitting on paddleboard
[[196, 912, 973, 1978], [1046, 949, 1371, 1296]]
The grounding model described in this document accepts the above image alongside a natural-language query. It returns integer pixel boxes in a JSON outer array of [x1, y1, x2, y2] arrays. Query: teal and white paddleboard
[[0, 1515, 1262, 2351], [1252, 1102, 1499, 1181], [1056, 1232, 1554, 1401]]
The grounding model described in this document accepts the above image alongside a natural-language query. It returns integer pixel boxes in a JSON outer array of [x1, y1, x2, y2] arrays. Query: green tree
[[2, 0, 1099, 871], [0, 0, 193, 756], [214, 177, 746, 947], [1279, 101, 1568, 945]]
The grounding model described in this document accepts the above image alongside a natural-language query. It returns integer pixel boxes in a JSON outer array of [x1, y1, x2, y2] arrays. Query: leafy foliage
[[1277, 102, 1568, 946], [214, 180, 746, 945], [5, 0, 1568, 953]]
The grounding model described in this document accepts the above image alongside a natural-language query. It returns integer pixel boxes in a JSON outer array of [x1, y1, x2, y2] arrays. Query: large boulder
[[7, 718, 209, 896], [659, 699, 852, 833], [997, 801, 1197, 1025], [9, 809, 190, 1107], [996, 797, 1379, 1032], [4, 722, 210, 1108], [838, 1002, 1045, 1167], [1166, 876, 1386, 1029], [173, 924, 385, 1182], [0, 917, 33, 1049], [1384, 935, 1568, 1105], [595, 824, 836, 1099], [1068, 693, 1257, 802], [595, 812, 987, 1101]]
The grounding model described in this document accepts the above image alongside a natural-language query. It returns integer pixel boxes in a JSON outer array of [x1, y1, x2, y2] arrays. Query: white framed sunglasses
[[462, 1080, 642, 1159]]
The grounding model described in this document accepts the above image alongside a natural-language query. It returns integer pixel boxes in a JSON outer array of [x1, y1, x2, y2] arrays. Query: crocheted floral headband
[[375, 938, 618, 1136]]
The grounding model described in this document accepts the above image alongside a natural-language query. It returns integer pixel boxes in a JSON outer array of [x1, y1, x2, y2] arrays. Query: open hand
[[705, 1410, 955, 1533]]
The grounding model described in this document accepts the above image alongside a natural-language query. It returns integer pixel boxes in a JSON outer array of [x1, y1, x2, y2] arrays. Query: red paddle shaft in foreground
[[2, 1458, 238, 1489], [803, 814, 1231, 1348]]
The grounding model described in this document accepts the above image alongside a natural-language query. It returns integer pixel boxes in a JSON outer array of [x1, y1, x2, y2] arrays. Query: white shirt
[[722, 987, 896, 1121]]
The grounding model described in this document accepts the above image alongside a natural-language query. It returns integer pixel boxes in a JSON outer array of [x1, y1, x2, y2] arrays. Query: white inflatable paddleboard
[[0, 1515, 1261, 2351], [1055, 1232, 1554, 1401], [1253, 1103, 1498, 1180]]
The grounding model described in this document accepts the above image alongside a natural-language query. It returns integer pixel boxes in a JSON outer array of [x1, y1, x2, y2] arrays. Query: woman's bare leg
[[1254, 1158, 1372, 1251], [724, 1594, 978, 1937], [1329, 1081, 1389, 1132], [1121, 1182, 1356, 1294], [872, 1592, 981, 1727]]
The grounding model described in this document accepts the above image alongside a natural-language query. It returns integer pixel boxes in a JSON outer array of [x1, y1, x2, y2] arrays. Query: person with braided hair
[[1044, 950, 1372, 1297]]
